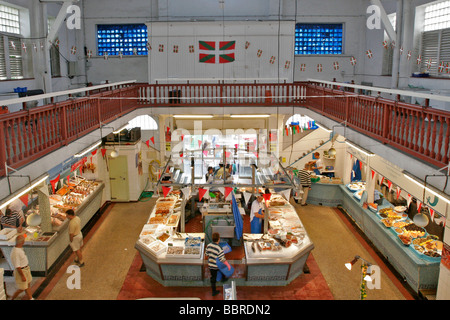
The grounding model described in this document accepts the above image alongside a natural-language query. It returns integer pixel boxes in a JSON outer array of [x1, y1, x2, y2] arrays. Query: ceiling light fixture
[[113, 123, 129, 134], [0, 174, 49, 211], [403, 173, 450, 205], [316, 123, 332, 133], [229, 115, 270, 118], [74, 141, 102, 158], [173, 115, 214, 119], [345, 140, 375, 157]]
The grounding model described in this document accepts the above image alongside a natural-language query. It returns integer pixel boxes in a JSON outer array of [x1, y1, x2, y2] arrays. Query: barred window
[[0, 4, 20, 35], [295, 23, 343, 55], [97, 24, 148, 56], [420, 2, 450, 76], [424, 1, 450, 32]]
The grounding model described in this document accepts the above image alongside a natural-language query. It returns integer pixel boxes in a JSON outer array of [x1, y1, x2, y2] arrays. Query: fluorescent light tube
[[173, 115, 213, 119], [345, 140, 375, 157], [0, 175, 49, 210], [74, 141, 102, 158], [316, 123, 332, 132], [113, 123, 129, 134], [403, 173, 450, 205], [230, 115, 270, 118]]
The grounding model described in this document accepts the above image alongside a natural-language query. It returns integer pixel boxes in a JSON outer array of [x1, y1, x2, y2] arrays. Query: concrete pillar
[[399, 0, 415, 88], [391, 0, 403, 89], [30, 1, 52, 95]]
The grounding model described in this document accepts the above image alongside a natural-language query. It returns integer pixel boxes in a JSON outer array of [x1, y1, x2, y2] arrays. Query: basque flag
[[199, 40, 235, 64]]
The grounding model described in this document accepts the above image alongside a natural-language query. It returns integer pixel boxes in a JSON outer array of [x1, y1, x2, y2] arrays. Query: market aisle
[[294, 202, 414, 300], [40, 199, 155, 300], [29, 197, 416, 300]]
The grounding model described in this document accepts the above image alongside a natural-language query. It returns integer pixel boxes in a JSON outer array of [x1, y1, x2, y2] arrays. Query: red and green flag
[[199, 40, 235, 64]]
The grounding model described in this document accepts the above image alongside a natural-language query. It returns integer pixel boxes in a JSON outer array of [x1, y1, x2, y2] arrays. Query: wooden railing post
[[381, 98, 390, 144], [0, 121, 6, 170], [60, 105, 68, 146], [321, 86, 325, 113]]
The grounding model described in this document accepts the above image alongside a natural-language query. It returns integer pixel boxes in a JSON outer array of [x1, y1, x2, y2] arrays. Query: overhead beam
[[46, 1, 76, 44], [370, 0, 397, 42]]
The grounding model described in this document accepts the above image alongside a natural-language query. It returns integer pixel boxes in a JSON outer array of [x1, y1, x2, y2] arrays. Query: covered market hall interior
[[0, 0, 450, 303]]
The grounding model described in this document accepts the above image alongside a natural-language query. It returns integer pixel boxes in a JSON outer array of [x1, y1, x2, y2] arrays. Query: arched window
[[285, 114, 314, 128], [127, 115, 158, 130]]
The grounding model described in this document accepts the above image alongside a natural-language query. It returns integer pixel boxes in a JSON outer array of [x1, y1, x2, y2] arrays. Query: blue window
[[97, 24, 148, 56], [295, 23, 343, 55]]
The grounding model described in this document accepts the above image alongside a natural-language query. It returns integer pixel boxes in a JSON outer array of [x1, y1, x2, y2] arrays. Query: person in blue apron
[[250, 195, 265, 234]]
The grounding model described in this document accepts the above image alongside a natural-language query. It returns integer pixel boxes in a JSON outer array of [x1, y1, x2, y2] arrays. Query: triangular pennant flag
[[371, 170, 376, 180], [406, 194, 412, 208], [224, 187, 233, 200], [429, 207, 435, 221], [198, 140, 202, 148], [434, 215, 446, 227], [101, 148, 107, 158], [280, 189, 291, 201], [181, 187, 191, 201], [19, 194, 29, 206], [145, 140, 150, 148], [162, 186, 173, 198], [198, 188, 208, 201], [396, 186, 401, 200], [417, 200, 423, 213], [209, 192, 216, 198], [218, 187, 225, 196], [243, 192, 252, 206], [387, 180, 392, 192], [150, 136, 155, 144], [50, 174, 60, 194], [91, 149, 97, 156], [263, 193, 271, 203]]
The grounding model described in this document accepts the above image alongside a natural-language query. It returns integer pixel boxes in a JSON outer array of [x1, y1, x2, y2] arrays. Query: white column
[[31, 1, 52, 94], [391, 0, 403, 89]]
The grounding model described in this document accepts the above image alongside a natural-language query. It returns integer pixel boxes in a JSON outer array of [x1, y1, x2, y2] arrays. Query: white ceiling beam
[[370, 0, 397, 42], [46, 1, 76, 44]]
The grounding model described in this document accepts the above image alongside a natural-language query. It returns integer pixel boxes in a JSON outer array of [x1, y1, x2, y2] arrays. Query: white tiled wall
[[436, 222, 450, 300], [0, 268, 5, 300]]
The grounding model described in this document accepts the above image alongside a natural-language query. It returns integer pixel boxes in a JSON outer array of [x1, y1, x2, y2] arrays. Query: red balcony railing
[[0, 85, 138, 177], [0, 81, 449, 178]]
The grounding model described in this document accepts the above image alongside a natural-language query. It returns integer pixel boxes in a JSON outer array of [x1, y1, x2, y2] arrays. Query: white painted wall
[[147, 21, 294, 84]]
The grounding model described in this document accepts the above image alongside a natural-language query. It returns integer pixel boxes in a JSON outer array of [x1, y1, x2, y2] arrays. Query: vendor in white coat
[[250, 194, 265, 234]]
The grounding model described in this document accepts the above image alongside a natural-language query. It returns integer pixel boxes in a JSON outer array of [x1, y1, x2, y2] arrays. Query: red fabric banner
[[162, 186, 172, 198], [50, 174, 60, 194], [198, 188, 208, 202]]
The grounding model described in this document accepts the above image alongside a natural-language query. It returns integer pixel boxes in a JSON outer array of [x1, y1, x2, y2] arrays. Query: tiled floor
[[3, 197, 415, 300]]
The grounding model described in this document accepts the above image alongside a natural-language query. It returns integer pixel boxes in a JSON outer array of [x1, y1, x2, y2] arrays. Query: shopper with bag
[[205, 232, 231, 296]]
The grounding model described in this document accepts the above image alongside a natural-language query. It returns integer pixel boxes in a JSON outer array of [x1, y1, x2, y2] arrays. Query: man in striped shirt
[[298, 164, 312, 206], [205, 232, 231, 296], [1, 208, 24, 232]]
